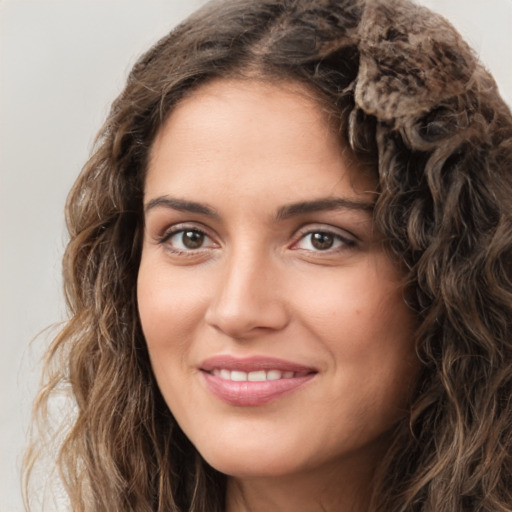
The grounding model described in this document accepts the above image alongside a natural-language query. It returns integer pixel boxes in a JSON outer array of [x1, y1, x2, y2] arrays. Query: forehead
[[146, 78, 376, 202], [150, 79, 332, 160]]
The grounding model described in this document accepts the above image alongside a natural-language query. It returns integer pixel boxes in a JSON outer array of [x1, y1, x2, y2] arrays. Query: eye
[[293, 229, 355, 252], [162, 228, 215, 252]]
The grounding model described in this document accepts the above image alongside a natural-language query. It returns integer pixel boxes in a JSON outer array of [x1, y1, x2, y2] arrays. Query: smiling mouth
[[199, 357, 317, 406], [208, 368, 312, 382]]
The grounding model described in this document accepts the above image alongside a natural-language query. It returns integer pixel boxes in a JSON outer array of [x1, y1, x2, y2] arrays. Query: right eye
[[161, 228, 216, 252]]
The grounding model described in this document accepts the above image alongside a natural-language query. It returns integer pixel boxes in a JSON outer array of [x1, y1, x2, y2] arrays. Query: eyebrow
[[144, 195, 374, 220], [275, 197, 374, 220], [144, 196, 219, 217]]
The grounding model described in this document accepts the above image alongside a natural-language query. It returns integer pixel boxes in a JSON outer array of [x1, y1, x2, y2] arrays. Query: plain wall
[[1, 1, 511, 510]]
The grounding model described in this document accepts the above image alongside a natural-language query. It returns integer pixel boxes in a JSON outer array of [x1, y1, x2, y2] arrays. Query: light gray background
[[1, 1, 511, 510]]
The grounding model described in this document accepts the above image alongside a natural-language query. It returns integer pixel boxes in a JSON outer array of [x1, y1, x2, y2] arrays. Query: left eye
[[294, 231, 352, 251], [165, 229, 214, 251]]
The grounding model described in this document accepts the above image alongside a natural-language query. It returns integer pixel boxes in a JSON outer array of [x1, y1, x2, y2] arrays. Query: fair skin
[[137, 79, 419, 512]]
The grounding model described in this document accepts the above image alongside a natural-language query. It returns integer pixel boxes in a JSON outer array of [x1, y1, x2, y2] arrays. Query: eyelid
[[159, 221, 212, 240]]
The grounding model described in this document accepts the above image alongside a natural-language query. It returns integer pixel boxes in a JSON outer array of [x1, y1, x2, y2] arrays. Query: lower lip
[[201, 371, 316, 406]]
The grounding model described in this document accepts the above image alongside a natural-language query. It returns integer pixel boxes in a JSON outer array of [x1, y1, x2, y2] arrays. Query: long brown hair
[[25, 0, 512, 510]]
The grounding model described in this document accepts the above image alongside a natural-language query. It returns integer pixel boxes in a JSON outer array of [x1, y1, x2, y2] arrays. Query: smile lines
[[210, 369, 308, 382]]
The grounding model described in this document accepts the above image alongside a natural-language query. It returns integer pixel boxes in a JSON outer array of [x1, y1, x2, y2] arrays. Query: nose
[[204, 248, 289, 340]]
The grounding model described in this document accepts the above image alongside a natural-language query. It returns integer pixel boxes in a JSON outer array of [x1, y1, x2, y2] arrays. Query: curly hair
[[25, 0, 512, 510]]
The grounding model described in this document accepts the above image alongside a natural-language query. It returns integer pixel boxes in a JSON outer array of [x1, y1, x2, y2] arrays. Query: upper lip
[[200, 355, 317, 374]]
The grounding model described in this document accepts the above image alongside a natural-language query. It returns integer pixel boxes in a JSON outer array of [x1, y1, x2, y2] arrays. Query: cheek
[[137, 261, 204, 410], [137, 259, 207, 349], [291, 260, 418, 397], [292, 262, 414, 345]]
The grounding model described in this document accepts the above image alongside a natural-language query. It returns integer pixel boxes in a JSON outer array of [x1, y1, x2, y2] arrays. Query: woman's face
[[138, 79, 418, 480]]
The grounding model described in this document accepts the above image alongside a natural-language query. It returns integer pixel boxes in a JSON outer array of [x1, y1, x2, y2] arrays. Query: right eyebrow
[[144, 196, 219, 218]]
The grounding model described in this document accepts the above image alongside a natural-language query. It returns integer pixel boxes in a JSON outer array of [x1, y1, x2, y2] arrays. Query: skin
[[137, 79, 419, 512]]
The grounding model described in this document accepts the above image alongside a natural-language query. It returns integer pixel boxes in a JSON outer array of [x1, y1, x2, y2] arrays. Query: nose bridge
[[205, 240, 288, 338]]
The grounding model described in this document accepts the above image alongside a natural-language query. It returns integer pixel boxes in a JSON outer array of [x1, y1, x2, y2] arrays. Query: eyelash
[[158, 224, 357, 257]]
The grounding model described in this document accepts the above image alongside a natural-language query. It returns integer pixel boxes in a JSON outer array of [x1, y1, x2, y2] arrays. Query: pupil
[[311, 232, 334, 250], [183, 230, 204, 249]]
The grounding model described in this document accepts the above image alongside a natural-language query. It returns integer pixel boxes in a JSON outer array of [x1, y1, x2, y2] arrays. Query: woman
[[25, 0, 512, 510]]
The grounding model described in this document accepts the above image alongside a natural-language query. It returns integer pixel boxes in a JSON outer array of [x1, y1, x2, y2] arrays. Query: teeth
[[211, 369, 299, 381], [248, 370, 267, 382], [231, 370, 247, 381], [266, 370, 282, 381]]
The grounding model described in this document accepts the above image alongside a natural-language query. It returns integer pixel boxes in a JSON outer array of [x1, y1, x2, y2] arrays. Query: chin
[[203, 452, 302, 479], [194, 435, 311, 479]]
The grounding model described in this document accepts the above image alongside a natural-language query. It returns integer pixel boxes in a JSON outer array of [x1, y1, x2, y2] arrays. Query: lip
[[199, 355, 317, 406], [200, 355, 316, 373]]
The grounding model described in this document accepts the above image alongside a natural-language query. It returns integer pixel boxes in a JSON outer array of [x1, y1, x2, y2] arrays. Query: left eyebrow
[[275, 197, 375, 220]]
